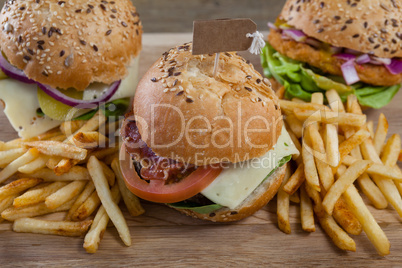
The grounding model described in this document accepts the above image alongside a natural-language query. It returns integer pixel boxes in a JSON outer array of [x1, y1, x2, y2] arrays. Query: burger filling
[[122, 116, 299, 214], [0, 56, 140, 139], [262, 21, 401, 108]]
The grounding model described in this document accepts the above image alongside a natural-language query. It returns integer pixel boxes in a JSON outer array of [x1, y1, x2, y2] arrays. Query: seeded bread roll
[[0, 0, 142, 90], [167, 163, 286, 222], [280, 0, 402, 58], [134, 43, 283, 166]]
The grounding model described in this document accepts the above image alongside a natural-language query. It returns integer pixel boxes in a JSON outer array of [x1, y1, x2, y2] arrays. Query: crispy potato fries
[[277, 90, 400, 256], [0, 115, 144, 253]]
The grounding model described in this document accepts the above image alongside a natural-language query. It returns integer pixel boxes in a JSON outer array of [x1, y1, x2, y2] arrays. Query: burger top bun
[[0, 0, 142, 90], [134, 43, 283, 166], [280, 0, 402, 58]]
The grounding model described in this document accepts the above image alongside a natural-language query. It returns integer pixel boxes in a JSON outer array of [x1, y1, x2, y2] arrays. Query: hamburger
[[261, 0, 402, 109], [0, 0, 142, 138], [119, 43, 299, 222]]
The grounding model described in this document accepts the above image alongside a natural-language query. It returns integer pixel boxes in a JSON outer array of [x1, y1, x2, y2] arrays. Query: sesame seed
[[345, 19, 353, 24], [86, 8, 91, 13], [353, 34, 360, 38], [151, 77, 157, 82], [245, 87, 252, 92], [23, 55, 31, 61], [341, 25, 347, 31], [111, 9, 117, 13], [60, 50, 65, 57], [106, 30, 112, 36], [100, 4, 106, 11], [80, 40, 86, 45], [75, 9, 82, 13], [176, 91, 184, 96], [317, 28, 324, 33], [186, 98, 194, 103]]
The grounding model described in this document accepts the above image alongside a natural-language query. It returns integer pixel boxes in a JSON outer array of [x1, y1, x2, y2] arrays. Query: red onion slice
[[371, 56, 392, 65], [385, 59, 402, 75], [37, 80, 121, 109], [335, 53, 356, 61], [267, 22, 278, 30], [341, 60, 360, 85], [282, 29, 306, 42], [0, 52, 35, 84], [355, 54, 371, 64], [305, 38, 322, 49]]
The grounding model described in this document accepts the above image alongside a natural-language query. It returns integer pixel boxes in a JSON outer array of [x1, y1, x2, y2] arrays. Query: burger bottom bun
[[167, 163, 286, 222]]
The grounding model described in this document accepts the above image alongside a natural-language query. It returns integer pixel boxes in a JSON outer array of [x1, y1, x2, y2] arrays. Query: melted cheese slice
[[201, 126, 299, 209], [0, 56, 139, 139]]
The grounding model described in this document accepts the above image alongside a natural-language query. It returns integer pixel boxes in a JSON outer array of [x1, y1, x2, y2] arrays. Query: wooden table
[[1, 33, 402, 267]]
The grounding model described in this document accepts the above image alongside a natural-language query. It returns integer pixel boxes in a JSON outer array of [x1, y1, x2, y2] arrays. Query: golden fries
[[18, 155, 49, 174], [323, 160, 372, 215], [325, 124, 339, 167], [300, 185, 315, 232], [283, 164, 305, 195], [65, 181, 96, 221], [13, 218, 92, 237], [111, 158, 145, 217], [13, 182, 68, 208], [277, 165, 292, 234], [27, 166, 91, 181], [0, 178, 43, 200], [373, 113, 388, 155], [24, 141, 87, 161], [70, 191, 101, 221], [302, 133, 320, 192], [45, 181, 87, 209], [72, 131, 109, 149], [0, 148, 27, 167], [88, 156, 131, 246], [294, 109, 366, 127], [0, 148, 39, 184]]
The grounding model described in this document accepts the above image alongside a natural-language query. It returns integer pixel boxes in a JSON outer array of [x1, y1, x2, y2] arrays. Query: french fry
[[284, 114, 303, 139], [304, 184, 356, 252], [325, 124, 339, 167], [13, 182, 68, 208], [367, 120, 375, 139], [65, 111, 107, 143], [13, 218, 92, 237], [0, 148, 39, 184], [342, 155, 402, 181], [103, 152, 119, 166], [24, 141, 87, 161], [83, 183, 121, 253], [18, 155, 49, 174], [99, 161, 115, 187], [0, 148, 27, 167], [45, 181, 87, 209], [311, 92, 324, 105], [49, 135, 67, 142], [323, 160, 372, 215], [60, 120, 87, 137], [360, 139, 402, 217], [373, 113, 388, 155], [36, 128, 63, 141], [71, 190, 101, 221], [343, 185, 390, 256], [1, 198, 76, 221], [284, 123, 302, 164], [332, 197, 362, 236], [83, 147, 119, 163], [72, 131, 109, 149], [393, 166, 402, 197], [277, 165, 292, 234], [65, 181, 95, 221], [26, 166, 91, 181], [0, 178, 43, 200], [300, 184, 315, 232], [291, 98, 306, 103], [278, 99, 330, 114], [54, 158, 78, 176], [283, 164, 305, 195], [46, 156, 63, 170], [294, 109, 366, 127], [88, 156, 131, 246], [302, 133, 320, 192], [337, 129, 370, 166], [289, 191, 300, 203], [381, 134, 401, 167], [111, 158, 145, 217], [399, 149, 402, 162], [325, 89, 345, 113], [356, 173, 388, 209]]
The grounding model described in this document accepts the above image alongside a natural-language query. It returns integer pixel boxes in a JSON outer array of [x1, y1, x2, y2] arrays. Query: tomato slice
[[119, 144, 222, 203]]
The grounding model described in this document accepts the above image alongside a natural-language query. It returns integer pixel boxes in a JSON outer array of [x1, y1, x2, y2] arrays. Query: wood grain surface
[[1, 33, 402, 267]]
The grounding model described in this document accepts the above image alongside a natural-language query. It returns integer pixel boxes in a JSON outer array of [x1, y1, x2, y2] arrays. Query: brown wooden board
[[0, 33, 402, 267]]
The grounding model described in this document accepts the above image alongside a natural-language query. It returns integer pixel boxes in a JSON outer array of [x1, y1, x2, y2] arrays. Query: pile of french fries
[[276, 89, 402, 256], [0, 111, 144, 253]]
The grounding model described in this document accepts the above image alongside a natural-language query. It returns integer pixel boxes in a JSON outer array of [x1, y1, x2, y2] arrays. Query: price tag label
[[192, 18, 257, 55]]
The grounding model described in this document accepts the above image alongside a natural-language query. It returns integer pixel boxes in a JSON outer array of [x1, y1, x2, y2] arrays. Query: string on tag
[[246, 31, 265, 55], [213, 52, 220, 78]]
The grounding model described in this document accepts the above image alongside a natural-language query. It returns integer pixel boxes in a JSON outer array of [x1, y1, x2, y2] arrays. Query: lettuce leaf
[[261, 43, 400, 109]]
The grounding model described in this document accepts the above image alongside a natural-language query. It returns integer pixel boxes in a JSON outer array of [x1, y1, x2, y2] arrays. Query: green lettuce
[[261, 43, 400, 109], [168, 155, 293, 214]]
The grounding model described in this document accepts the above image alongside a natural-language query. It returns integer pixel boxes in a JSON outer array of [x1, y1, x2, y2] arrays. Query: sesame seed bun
[[280, 0, 402, 58], [0, 0, 142, 91], [133, 43, 283, 166], [167, 163, 286, 222]]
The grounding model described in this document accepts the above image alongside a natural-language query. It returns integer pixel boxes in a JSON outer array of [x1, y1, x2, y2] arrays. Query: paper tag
[[192, 18, 257, 55]]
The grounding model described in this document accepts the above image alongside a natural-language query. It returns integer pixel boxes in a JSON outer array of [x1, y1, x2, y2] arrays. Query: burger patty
[[268, 30, 402, 87], [121, 115, 195, 182]]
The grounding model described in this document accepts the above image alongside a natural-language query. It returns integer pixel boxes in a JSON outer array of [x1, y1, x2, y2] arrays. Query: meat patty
[[268, 30, 402, 87]]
